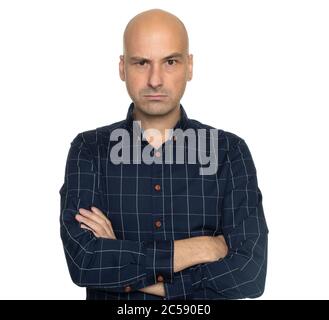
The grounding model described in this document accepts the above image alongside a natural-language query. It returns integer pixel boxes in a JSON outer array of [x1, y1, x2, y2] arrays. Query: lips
[[144, 95, 167, 97], [144, 94, 167, 99]]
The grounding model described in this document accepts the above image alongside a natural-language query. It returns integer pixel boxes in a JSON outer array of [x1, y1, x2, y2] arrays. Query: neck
[[132, 104, 181, 147]]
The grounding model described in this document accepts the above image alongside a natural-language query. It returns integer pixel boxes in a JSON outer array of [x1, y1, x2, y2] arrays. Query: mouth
[[143, 95, 168, 100]]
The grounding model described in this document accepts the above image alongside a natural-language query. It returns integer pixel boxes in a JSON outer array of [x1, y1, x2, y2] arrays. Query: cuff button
[[157, 274, 164, 282], [124, 286, 132, 293]]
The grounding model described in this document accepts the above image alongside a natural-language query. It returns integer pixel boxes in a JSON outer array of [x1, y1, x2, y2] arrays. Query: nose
[[147, 64, 163, 89]]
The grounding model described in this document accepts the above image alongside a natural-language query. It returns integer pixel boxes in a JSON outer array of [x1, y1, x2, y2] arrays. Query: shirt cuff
[[145, 240, 174, 284], [163, 269, 194, 300]]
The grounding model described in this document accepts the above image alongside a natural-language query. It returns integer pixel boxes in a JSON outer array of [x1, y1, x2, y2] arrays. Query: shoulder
[[188, 118, 246, 150], [69, 119, 127, 152]]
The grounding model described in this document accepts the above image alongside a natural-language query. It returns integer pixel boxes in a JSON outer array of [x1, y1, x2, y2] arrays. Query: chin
[[138, 101, 175, 116]]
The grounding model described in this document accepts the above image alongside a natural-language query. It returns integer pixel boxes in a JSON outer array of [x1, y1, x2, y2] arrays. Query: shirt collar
[[125, 102, 190, 134]]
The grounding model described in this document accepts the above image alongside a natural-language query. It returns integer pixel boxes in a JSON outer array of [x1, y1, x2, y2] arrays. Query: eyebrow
[[129, 52, 185, 63]]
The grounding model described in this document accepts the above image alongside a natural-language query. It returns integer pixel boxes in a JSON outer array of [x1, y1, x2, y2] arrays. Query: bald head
[[123, 9, 189, 56], [119, 9, 193, 119]]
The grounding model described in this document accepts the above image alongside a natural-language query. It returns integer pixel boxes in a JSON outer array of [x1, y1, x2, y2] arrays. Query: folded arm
[[60, 133, 175, 292], [60, 133, 226, 295], [162, 138, 269, 300], [74, 206, 228, 297]]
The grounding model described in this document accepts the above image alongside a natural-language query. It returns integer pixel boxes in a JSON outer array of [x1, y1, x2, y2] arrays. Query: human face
[[119, 24, 193, 117]]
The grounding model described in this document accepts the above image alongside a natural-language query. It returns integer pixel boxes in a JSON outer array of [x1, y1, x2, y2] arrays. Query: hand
[[139, 282, 165, 297], [75, 206, 117, 239]]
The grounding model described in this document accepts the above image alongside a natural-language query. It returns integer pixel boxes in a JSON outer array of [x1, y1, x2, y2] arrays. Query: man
[[59, 8, 268, 300]]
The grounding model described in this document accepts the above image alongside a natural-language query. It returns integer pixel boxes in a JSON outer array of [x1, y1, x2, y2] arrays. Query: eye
[[167, 59, 177, 66], [136, 60, 147, 66]]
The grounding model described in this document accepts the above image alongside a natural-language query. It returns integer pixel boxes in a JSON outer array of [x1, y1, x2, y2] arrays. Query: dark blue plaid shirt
[[59, 103, 268, 300]]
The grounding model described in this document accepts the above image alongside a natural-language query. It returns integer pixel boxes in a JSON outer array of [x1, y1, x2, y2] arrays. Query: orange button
[[154, 184, 161, 191], [124, 286, 132, 293], [155, 151, 161, 158], [157, 274, 164, 282], [154, 220, 162, 228]]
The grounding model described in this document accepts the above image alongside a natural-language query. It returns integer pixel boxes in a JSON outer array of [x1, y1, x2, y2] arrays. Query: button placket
[[151, 144, 164, 241], [151, 142, 175, 241]]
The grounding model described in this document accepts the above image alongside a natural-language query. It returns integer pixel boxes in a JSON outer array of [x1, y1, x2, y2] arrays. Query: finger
[[76, 213, 114, 239], [91, 206, 106, 218], [106, 228, 117, 239], [105, 218, 114, 229], [80, 224, 99, 237], [103, 218, 115, 237], [90, 207, 115, 233], [75, 214, 106, 235], [80, 223, 93, 231], [79, 208, 108, 226], [82, 227, 99, 238], [91, 208, 115, 232], [102, 222, 116, 239], [92, 208, 114, 228]]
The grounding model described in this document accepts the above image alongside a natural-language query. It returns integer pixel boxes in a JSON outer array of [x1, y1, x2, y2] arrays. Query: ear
[[187, 54, 193, 81], [119, 55, 125, 81]]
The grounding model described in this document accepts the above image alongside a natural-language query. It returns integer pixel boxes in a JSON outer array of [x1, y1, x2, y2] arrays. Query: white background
[[0, 0, 328, 300]]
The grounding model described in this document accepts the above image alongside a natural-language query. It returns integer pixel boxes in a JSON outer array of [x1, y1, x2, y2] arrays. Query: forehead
[[125, 24, 187, 58]]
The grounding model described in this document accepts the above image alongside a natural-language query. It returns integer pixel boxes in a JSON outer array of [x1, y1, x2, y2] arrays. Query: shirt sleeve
[[163, 138, 268, 300], [59, 133, 174, 292], [163, 269, 194, 300]]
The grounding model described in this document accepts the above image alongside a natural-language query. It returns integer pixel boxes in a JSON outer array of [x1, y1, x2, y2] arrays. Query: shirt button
[[154, 220, 162, 228], [124, 286, 132, 293], [155, 151, 161, 158], [157, 274, 164, 282], [154, 184, 161, 191]]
